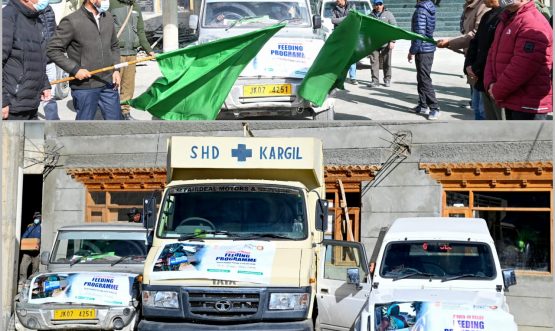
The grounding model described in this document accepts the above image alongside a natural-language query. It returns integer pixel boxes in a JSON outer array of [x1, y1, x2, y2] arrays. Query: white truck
[[353, 217, 518, 331], [138, 136, 371, 330], [189, 0, 335, 120], [11, 223, 148, 331]]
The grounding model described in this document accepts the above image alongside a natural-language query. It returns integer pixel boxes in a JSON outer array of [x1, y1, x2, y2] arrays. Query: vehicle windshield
[[322, 1, 371, 18], [203, 0, 311, 27], [51, 230, 147, 265], [379, 241, 496, 280], [157, 184, 307, 240]]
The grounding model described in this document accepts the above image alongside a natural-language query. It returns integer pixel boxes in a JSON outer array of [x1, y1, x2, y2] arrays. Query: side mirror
[[189, 14, 199, 30], [312, 15, 322, 29], [143, 196, 157, 229], [347, 267, 361, 290], [502, 269, 516, 290], [315, 199, 328, 232], [40, 251, 50, 265]]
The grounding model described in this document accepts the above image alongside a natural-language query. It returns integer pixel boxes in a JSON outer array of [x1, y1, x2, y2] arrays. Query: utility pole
[[162, 0, 179, 52]]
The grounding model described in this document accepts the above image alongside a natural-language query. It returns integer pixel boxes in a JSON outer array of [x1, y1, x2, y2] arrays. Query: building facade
[[1, 121, 553, 330]]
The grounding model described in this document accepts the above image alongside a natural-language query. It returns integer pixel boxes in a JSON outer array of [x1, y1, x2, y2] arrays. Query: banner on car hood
[[150, 241, 276, 284], [28, 272, 136, 306], [242, 38, 324, 78], [374, 301, 517, 331]]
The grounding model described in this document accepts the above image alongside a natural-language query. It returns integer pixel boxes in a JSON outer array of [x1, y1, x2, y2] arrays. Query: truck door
[[316, 240, 371, 331]]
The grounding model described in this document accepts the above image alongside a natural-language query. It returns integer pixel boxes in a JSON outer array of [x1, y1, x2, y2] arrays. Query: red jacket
[[484, 1, 552, 114]]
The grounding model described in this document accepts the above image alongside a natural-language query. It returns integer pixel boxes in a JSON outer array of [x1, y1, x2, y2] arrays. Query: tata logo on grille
[[214, 300, 232, 312]]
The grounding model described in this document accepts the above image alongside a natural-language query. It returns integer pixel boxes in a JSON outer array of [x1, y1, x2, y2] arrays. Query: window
[[87, 190, 162, 222], [421, 162, 553, 274]]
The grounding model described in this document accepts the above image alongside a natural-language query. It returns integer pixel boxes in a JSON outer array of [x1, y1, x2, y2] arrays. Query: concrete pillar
[[162, 0, 179, 52], [1, 123, 25, 330]]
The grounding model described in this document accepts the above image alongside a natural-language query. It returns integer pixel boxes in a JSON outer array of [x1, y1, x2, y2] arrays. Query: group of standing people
[[331, 0, 552, 121], [2, 0, 153, 120], [433, 0, 552, 120]]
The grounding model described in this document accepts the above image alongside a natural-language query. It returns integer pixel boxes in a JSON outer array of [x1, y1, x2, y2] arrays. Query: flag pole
[[49, 55, 157, 85]]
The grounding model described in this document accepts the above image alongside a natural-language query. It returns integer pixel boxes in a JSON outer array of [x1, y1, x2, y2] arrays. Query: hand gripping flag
[[123, 24, 285, 120], [298, 11, 435, 107]]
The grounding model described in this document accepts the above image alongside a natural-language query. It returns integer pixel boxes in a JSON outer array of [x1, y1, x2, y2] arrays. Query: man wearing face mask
[[2, 0, 52, 120], [18, 212, 42, 288], [47, 0, 122, 120], [483, 0, 552, 120]]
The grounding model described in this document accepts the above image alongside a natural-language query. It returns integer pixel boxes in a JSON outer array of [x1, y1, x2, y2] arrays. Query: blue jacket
[[409, 0, 436, 54], [23, 224, 41, 239]]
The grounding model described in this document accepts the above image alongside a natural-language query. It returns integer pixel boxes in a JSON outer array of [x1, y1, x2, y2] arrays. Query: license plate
[[53, 309, 96, 320], [243, 84, 292, 97]]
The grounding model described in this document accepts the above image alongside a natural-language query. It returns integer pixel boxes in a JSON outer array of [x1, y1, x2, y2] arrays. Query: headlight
[[142, 291, 179, 309], [268, 293, 308, 310]]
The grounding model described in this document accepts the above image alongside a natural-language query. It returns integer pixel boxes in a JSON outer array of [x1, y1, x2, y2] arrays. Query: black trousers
[[415, 52, 439, 110], [505, 109, 548, 120], [7, 109, 39, 120]]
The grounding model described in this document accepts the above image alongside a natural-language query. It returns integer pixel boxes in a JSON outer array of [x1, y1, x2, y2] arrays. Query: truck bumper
[[14, 302, 138, 330], [138, 319, 313, 331]]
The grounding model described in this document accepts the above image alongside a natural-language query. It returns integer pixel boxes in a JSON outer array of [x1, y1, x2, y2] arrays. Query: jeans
[[471, 86, 485, 120], [71, 84, 122, 120], [42, 63, 60, 120], [415, 52, 438, 109], [348, 63, 356, 80]]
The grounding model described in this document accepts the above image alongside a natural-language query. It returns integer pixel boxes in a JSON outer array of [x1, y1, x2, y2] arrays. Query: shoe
[[428, 109, 440, 120], [122, 112, 135, 120], [367, 82, 379, 88], [384, 81, 391, 87], [348, 78, 358, 85], [411, 105, 429, 115]]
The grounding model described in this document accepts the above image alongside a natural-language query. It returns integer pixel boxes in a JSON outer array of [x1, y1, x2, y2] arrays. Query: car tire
[[53, 66, 70, 100]]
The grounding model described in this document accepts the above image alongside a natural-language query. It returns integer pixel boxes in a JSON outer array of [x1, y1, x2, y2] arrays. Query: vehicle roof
[[58, 222, 146, 232], [385, 217, 492, 242]]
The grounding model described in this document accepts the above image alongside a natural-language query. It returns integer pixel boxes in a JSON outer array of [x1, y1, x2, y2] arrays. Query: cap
[[33, 212, 42, 219], [127, 208, 140, 216], [374, 0, 383, 4]]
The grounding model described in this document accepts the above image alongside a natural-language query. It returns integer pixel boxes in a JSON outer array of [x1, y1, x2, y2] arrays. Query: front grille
[[187, 291, 260, 319]]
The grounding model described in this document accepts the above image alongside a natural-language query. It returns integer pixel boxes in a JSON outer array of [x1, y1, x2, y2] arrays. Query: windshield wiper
[[178, 230, 236, 241], [391, 268, 435, 281], [110, 255, 146, 267], [226, 16, 266, 31], [441, 273, 489, 282], [234, 233, 291, 241], [278, 17, 303, 24]]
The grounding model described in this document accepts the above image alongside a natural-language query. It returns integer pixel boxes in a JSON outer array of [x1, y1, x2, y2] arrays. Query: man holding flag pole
[[47, 0, 122, 120]]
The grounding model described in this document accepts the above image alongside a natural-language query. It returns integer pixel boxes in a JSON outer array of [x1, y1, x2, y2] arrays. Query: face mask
[[33, 0, 49, 11], [499, 0, 515, 7], [33, 218, 41, 225], [94, 0, 110, 13]]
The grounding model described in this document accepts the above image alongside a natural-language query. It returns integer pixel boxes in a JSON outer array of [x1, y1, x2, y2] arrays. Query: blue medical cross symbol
[[231, 144, 252, 162]]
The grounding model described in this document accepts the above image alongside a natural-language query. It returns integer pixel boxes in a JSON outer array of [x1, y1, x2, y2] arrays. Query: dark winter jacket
[[484, 1, 552, 114], [331, 1, 352, 28], [464, 7, 503, 92], [47, 6, 120, 89], [409, 0, 436, 54], [2, 0, 50, 112], [39, 5, 57, 63], [109, 0, 152, 56], [23, 224, 41, 239]]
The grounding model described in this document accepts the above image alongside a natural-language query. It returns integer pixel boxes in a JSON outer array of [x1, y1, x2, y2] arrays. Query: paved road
[[41, 40, 551, 121]]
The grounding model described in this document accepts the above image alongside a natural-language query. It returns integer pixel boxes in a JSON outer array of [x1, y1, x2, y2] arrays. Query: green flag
[[125, 24, 284, 120], [298, 11, 435, 107]]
